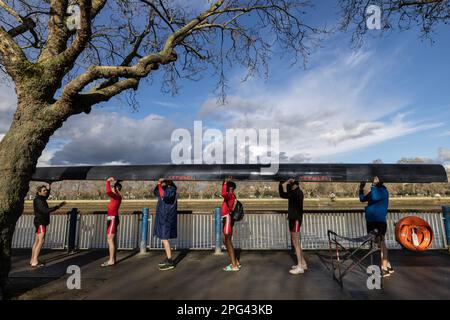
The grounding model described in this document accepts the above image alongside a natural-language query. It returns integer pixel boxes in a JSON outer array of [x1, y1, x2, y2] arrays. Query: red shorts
[[106, 216, 119, 236], [35, 225, 46, 235], [289, 219, 301, 233], [222, 215, 235, 236]]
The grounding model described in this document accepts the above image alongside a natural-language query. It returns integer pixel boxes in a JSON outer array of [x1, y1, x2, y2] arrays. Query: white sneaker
[[291, 263, 308, 270], [289, 266, 305, 275]]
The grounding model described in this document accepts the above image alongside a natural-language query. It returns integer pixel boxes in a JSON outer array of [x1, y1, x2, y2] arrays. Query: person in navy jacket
[[359, 176, 393, 277], [154, 178, 178, 271]]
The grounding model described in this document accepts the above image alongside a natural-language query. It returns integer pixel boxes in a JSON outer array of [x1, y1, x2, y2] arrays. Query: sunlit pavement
[[9, 249, 450, 300]]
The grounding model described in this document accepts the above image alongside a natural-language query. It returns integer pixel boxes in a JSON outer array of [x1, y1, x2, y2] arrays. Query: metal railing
[[148, 214, 214, 249], [12, 214, 68, 249], [76, 213, 140, 250], [12, 209, 449, 251]]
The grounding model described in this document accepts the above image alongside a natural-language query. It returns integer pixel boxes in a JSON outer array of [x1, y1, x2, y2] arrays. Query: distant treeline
[[27, 179, 450, 200]]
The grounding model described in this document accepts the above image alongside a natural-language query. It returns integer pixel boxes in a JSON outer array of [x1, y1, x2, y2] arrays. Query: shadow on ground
[[9, 249, 137, 298], [8, 249, 450, 300]]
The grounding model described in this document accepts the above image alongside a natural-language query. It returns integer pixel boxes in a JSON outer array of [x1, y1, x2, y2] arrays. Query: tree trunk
[[0, 165, 28, 299], [0, 96, 62, 299]]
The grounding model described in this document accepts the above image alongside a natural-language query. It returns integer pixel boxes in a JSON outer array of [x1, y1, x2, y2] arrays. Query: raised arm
[[359, 182, 369, 202], [154, 178, 165, 199], [359, 189, 370, 202], [35, 199, 59, 215], [221, 181, 229, 200], [106, 180, 114, 197], [279, 182, 289, 199], [106, 179, 119, 199]]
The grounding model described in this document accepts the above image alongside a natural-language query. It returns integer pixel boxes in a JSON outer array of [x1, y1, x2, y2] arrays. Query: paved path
[[9, 249, 450, 300]]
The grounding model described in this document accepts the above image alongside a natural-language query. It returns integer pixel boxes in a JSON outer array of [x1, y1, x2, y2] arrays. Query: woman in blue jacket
[[359, 176, 393, 277], [154, 178, 178, 271]]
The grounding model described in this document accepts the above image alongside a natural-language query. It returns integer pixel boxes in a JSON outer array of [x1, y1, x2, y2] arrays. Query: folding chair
[[327, 229, 383, 288]]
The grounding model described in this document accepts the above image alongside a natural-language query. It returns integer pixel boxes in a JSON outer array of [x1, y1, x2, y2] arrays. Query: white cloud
[[153, 101, 181, 108], [102, 161, 131, 165], [323, 122, 384, 145], [37, 149, 58, 167], [438, 148, 450, 162], [43, 110, 177, 165], [199, 50, 441, 161], [0, 82, 178, 166], [0, 82, 16, 139], [2, 47, 444, 166]]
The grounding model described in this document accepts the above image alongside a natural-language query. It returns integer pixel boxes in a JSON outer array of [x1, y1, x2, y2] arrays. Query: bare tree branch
[[39, 0, 107, 62], [38, 0, 69, 61], [1, 0, 325, 114], [139, 0, 175, 32], [94, 10, 157, 91], [59, 0, 227, 104], [339, 0, 450, 47], [57, 0, 93, 67], [0, 0, 24, 23], [0, 25, 28, 80]]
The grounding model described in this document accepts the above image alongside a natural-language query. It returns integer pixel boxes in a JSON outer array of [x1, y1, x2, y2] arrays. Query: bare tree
[[202, 182, 219, 199], [176, 181, 199, 199], [338, 0, 450, 46], [0, 0, 324, 297]]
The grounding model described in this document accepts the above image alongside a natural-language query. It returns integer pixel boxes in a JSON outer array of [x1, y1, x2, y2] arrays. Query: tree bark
[[0, 94, 63, 299]]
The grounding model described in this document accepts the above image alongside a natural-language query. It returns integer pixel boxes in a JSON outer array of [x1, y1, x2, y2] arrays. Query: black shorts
[[366, 221, 387, 236], [288, 219, 302, 233]]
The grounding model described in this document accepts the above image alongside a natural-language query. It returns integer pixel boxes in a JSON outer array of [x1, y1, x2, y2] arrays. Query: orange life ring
[[395, 216, 434, 251]]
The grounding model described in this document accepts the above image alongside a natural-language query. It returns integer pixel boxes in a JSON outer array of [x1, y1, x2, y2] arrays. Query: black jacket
[[279, 183, 304, 221], [33, 194, 57, 226]]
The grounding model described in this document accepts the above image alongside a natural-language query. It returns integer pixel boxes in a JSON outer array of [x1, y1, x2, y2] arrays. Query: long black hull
[[31, 163, 448, 183]]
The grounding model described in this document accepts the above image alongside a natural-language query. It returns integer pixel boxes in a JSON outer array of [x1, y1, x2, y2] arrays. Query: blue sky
[[0, 1, 449, 166]]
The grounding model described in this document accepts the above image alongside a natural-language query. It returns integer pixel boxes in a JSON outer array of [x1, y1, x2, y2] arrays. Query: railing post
[[140, 208, 149, 254], [67, 208, 78, 253], [442, 206, 450, 251], [214, 207, 223, 255]]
